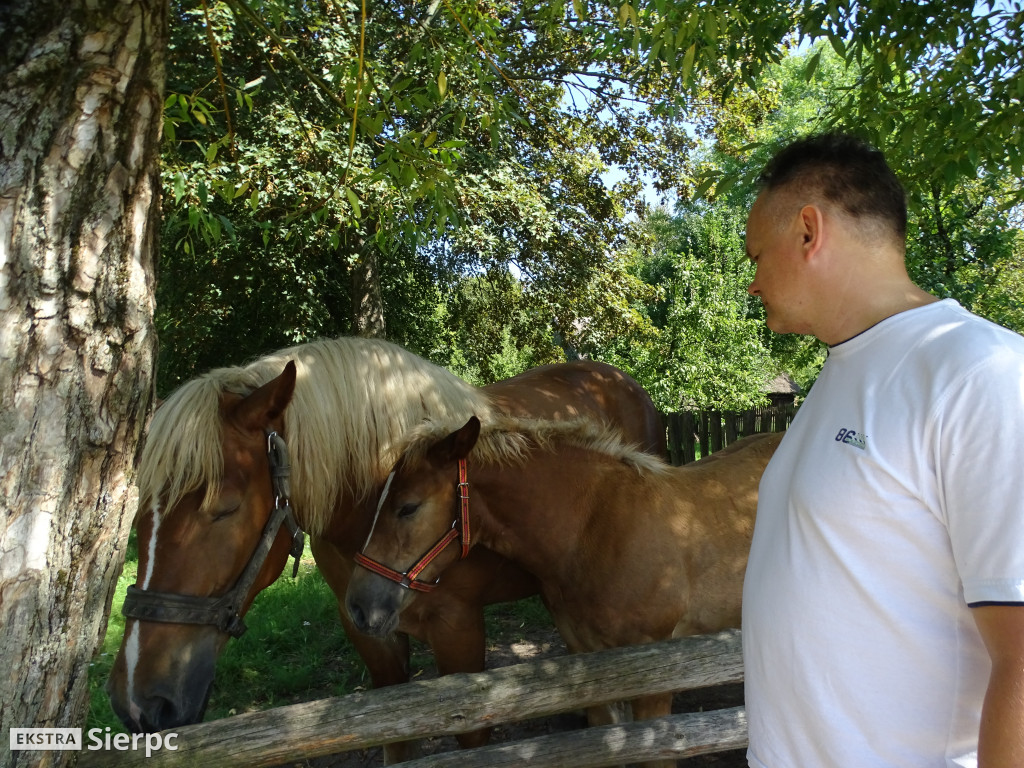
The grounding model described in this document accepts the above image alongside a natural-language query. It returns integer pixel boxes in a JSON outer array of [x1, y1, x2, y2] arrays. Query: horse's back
[[690, 430, 782, 463], [483, 360, 664, 454]]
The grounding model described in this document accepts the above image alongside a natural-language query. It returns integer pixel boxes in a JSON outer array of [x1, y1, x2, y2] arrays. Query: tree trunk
[[0, 2, 165, 766], [349, 231, 387, 339]]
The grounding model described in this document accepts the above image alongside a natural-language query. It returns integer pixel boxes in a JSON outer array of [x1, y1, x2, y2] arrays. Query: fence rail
[[663, 404, 797, 465], [79, 630, 744, 768]]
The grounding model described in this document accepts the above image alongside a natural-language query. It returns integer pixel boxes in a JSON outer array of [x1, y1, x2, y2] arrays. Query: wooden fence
[[79, 630, 745, 768], [663, 404, 797, 466]]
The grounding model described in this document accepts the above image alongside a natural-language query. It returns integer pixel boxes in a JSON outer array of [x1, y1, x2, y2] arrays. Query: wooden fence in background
[[663, 404, 797, 465]]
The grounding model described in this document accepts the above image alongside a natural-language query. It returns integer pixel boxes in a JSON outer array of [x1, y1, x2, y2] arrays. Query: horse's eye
[[397, 503, 419, 519], [212, 504, 240, 522]]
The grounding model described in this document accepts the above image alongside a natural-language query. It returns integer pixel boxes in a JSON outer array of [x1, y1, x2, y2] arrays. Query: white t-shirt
[[743, 299, 1024, 768]]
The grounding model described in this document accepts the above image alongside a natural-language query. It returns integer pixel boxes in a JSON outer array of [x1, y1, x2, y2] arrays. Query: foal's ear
[[233, 361, 297, 430], [430, 416, 481, 464]]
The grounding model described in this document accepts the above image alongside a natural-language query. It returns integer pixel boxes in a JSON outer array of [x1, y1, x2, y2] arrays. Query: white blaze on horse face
[[125, 498, 163, 723], [361, 471, 396, 552]]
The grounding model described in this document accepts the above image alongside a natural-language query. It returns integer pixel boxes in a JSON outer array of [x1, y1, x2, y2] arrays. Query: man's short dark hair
[[758, 132, 907, 243]]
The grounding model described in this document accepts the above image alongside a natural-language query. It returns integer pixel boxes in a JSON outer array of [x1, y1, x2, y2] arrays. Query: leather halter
[[353, 459, 471, 592], [121, 431, 305, 638]]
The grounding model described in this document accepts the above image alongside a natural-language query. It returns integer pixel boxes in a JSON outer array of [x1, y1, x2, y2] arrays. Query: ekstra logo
[[10, 727, 179, 757], [9, 729, 81, 751]]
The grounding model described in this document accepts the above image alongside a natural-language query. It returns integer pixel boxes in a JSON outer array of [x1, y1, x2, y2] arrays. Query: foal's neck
[[469, 444, 613, 568]]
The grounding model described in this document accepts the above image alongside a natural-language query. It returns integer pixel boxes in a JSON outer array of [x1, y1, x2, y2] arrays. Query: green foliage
[[435, 270, 548, 385], [600, 206, 776, 411], [154, 0, 695, 387], [907, 178, 1024, 331], [153, 0, 1022, 397], [621, 0, 1024, 207], [687, 42, 1024, 341]]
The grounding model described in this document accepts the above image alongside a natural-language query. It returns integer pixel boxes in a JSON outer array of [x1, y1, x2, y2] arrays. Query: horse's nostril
[[137, 695, 176, 733], [347, 599, 369, 633]]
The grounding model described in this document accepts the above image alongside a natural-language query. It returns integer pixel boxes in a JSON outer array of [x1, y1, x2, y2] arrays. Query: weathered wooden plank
[[78, 631, 742, 768], [400, 707, 748, 768], [709, 411, 724, 453], [665, 411, 682, 466]]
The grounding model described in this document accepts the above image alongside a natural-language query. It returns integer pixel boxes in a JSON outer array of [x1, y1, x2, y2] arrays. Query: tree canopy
[[155, 0, 1023, 405]]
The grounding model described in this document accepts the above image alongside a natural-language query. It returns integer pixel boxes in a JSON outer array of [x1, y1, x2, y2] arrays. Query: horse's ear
[[430, 416, 481, 464], [233, 361, 297, 430]]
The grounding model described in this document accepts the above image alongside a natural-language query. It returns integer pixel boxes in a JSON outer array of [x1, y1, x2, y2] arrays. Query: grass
[[88, 536, 551, 730]]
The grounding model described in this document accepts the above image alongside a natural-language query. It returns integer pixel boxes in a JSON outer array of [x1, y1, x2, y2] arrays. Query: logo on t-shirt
[[834, 427, 867, 450]]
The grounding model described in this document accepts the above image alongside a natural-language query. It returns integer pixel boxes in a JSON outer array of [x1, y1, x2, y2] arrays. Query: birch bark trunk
[[0, 1, 165, 765]]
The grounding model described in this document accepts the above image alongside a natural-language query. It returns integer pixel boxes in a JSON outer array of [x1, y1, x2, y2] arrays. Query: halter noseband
[[121, 431, 305, 638], [353, 459, 471, 592]]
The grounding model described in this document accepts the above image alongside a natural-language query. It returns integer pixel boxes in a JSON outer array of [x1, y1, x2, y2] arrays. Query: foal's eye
[[397, 503, 420, 519]]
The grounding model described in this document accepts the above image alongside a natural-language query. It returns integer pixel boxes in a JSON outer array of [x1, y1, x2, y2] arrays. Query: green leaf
[[438, 71, 448, 98], [803, 51, 822, 81], [827, 32, 847, 59], [680, 43, 697, 86], [704, 10, 718, 41], [345, 188, 362, 218], [692, 175, 717, 199]]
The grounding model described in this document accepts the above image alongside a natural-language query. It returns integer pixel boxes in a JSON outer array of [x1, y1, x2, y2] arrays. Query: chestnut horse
[[347, 416, 781, 768], [106, 337, 662, 763]]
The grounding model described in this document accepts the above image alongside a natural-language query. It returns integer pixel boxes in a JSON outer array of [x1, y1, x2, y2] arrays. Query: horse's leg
[[422, 595, 493, 749], [553, 616, 632, 745], [311, 536, 421, 764], [629, 693, 676, 768]]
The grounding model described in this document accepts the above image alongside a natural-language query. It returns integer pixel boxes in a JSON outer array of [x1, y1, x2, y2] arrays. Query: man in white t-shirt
[[741, 133, 1024, 767]]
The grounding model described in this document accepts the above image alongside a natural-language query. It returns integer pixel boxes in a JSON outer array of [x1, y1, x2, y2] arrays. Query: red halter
[[353, 459, 471, 592]]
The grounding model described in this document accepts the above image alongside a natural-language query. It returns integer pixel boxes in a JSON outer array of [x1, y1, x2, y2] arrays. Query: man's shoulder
[[909, 300, 1024, 366]]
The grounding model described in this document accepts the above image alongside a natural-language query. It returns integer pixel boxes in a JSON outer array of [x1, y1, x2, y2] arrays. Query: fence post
[[724, 412, 739, 443], [681, 411, 696, 464], [709, 411, 723, 452], [698, 411, 710, 460]]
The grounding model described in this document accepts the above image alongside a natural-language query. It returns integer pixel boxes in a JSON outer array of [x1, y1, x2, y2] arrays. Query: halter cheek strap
[[353, 459, 471, 592], [121, 431, 305, 638]]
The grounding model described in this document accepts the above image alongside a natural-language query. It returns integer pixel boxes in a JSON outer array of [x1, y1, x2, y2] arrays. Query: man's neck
[[816, 282, 939, 346]]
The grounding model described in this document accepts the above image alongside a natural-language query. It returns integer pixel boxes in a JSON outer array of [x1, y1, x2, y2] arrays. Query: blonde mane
[[137, 337, 496, 535], [400, 416, 670, 477]]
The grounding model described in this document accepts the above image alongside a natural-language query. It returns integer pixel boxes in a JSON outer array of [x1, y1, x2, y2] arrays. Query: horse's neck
[[469, 447, 617, 572], [313, 490, 372, 555]]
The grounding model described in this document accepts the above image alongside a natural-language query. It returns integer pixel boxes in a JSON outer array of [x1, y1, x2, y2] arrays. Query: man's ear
[[428, 416, 481, 464], [798, 204, 826, 262]]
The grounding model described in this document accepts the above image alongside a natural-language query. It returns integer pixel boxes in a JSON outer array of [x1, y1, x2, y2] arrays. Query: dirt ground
[[291, 623, 747, 768]]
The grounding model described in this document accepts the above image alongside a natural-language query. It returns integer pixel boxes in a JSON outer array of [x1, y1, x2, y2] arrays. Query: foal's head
[[345, 417, 482, 637]]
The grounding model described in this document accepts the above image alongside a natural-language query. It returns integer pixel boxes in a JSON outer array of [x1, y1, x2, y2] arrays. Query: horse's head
[[107, 362, 301, 733], [345, 416, 481, 638]]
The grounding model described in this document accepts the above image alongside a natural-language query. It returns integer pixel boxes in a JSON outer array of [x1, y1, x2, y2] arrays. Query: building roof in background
[[765, 373, 801, 395]]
